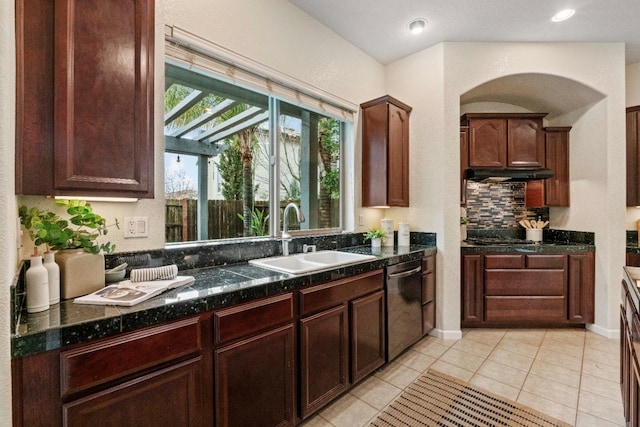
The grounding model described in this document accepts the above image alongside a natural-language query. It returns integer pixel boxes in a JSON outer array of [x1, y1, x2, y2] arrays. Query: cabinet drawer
[[214, 292, 293, 346], [299, 270, 383, 316], [485, 270, 564, 295], [485, 255, 524, 269], [61, 316, 201, 397], [485, 296, 566, 322], [526, 254, 566, 269]]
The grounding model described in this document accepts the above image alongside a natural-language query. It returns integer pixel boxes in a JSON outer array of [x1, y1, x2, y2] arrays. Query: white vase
[[461, 224, 467, 241], [371, 237, 382, 248], [56, 249, 105, 299], [43, 252, 60, 305]]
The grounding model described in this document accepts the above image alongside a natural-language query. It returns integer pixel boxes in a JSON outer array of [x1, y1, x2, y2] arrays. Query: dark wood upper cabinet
[[460, 126, 469, 205], [544, 127, 571, 207], [16, 0, 155, 198], [361, 95, 411, 207], [627, 106, 640, 206], [461, 113, 546, 169]]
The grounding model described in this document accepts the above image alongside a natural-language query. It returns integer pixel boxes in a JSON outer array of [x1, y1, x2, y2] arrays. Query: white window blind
[[164, 25, 356, 122]]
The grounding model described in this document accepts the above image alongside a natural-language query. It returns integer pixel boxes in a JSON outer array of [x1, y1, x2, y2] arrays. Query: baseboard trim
[[429, 328, 462, 340], [586, 323, 619, 339]]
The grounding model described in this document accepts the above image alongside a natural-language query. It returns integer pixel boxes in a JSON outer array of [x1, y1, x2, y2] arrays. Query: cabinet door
[[215, 324, 295, 427], [53, 0, 154, 196], [627, 107, 640, 206], [387, 103, 410, 206], [63, 358, 203, 427], [507, 118, 544, 168], [16, 0, 154, 197], [544, 127, 571, 206], [350, 290, 385, 384], [361, 96, 411, 207], [469, 118, 506, 168], [568, 252, 595, 323], [461, 254, 484, 325], [300, 304, 348, 419], [460, 126, 469, 205]]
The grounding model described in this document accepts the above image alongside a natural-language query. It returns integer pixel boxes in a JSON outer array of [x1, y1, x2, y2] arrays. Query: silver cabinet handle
[[387, 266, 421, 279]]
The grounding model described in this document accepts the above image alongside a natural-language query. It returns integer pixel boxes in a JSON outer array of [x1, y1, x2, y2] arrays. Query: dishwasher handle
[[387, 266, 421, 279]]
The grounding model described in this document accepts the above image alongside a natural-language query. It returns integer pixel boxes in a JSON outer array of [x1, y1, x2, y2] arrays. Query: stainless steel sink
[[249, 250, 376, 274]]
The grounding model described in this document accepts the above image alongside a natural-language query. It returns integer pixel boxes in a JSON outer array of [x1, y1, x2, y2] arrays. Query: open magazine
[[74, 276, 196, 306]]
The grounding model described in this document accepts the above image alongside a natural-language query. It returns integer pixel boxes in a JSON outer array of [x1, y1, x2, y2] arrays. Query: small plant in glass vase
[[364, 228, 385, 249], [19, 199, 120, 299]]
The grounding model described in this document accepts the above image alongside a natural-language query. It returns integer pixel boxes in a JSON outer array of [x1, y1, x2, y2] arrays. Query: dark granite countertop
[[12, 243, 436, 358], [462, 228, 595, 254]]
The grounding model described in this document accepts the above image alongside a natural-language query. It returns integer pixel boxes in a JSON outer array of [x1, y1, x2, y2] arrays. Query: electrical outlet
[[359, 214, 364, 226], [124, 216, 149, 238]]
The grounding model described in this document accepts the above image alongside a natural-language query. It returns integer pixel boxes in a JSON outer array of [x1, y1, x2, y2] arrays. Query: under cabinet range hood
[[465, 168, 554, 183]]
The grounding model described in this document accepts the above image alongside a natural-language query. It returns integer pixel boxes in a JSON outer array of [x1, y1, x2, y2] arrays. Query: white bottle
[[398, 222, 410, 247], [26, 252, 50, 313], [381, 218, 394, 247], [43, 251, 60, 305]]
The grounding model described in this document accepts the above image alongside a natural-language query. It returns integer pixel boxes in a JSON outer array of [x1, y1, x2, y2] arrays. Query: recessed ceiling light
[[551, 9, 575, 22], [408, 18, 427, 35]]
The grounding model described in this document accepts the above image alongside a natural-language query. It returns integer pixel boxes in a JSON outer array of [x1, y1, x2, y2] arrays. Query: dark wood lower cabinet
[[621, 278, 640, 426], [462, 252, 594, 327], [351, 290, 385, 384], [215, 325, 295, 427], [63, 358, 203, 427], [12, 315, 212, 427], [298, 269, 385, 420], [421, 255, 436, 335], [13, 269, 394, 426], [300, 305, 349, 418]]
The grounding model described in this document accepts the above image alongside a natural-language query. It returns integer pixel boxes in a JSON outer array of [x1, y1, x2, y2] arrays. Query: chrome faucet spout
[[281, 203, 305, 255]]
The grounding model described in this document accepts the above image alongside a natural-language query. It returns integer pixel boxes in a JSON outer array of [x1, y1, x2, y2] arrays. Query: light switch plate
[[124, 216, 149, 238]]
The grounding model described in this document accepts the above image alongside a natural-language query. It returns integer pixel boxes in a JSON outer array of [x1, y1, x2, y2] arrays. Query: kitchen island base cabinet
[[298, 270, 385, 419]]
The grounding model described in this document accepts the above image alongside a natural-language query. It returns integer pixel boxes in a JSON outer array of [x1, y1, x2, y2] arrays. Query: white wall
[[385, 42, 626, 337], [0, 0, 16, 422]]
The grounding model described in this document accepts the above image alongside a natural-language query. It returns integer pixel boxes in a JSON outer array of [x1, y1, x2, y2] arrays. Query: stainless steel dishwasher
[[386, 259, 423, 361]]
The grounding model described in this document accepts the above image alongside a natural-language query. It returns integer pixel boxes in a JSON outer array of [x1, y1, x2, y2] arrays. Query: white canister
[[26, 254, 50, 313], [381, 218, 394, 247], [398, 223, 410, 247]]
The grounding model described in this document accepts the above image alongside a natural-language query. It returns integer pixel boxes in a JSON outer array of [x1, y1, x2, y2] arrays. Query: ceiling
[[290, 0, 640, 65]]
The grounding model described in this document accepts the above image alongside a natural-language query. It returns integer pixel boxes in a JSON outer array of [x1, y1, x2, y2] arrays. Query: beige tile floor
[[300, 328, 624, 427]]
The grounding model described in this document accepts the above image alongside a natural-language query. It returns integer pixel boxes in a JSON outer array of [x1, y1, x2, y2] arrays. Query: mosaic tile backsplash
[[465, 182, 548, 229]]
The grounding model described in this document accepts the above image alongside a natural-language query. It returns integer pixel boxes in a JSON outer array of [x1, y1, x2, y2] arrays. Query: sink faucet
[[281, 202, 305, 256]]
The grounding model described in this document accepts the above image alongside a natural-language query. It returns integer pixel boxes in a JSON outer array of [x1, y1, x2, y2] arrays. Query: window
[[163, 42, 349, 243]]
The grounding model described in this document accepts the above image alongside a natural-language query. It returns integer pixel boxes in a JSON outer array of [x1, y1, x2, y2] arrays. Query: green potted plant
[[19, 199, 120, 299], [364, 227, 385, 248]]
